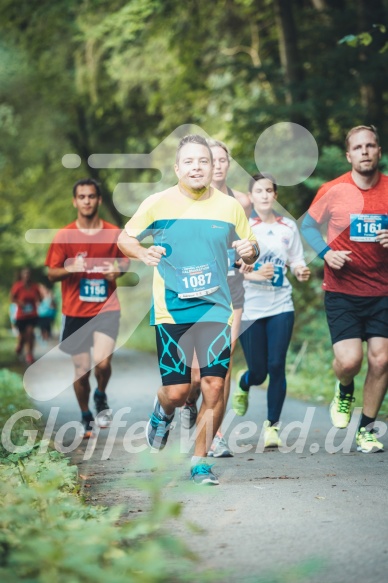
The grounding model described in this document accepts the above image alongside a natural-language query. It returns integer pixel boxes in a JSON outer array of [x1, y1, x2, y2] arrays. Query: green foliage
[[0, 1, 388, 414], [0, 368, 38, 456], [124, 314, 156, 353], [0, 0, 387, 293], [339, 24, 387, 52], [0, 446, 216, 583], [339, 32, 373, 47]]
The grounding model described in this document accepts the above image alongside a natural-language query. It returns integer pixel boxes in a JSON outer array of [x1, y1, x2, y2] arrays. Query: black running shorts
[[324, 292, 388, 345], [155, 322, 231, 385], [60, 310, 120, 355], [15, 318, 39, 332]]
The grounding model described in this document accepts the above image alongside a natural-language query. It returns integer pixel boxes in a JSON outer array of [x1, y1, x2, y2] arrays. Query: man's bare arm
[[117, 230, 165, 266]]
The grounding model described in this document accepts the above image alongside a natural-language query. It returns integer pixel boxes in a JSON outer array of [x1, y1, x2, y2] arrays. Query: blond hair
[[207, 139, 231, 162], [345, 125, 379, 150]]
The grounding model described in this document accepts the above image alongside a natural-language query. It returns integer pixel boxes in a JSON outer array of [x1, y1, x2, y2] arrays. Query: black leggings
[[239, 311, 294, 423]]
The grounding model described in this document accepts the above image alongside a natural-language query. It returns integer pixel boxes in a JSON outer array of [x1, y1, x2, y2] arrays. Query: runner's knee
[[201, 377, 224, 406], [334, 355, 362, 377], [164, 384, 190, 407], [74, 367, 91, 383], [367, 351, 388, 375], [95, 359, 111, 375], [268, 358, 285, 378]]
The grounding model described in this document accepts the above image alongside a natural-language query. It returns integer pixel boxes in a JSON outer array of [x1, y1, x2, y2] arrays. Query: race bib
[[22, 303, 34, 314], [254, 262, 284, 287], [79, 278, 108, 302], [176, 261, 220, 299], [350, 214, 388, 242], [227, 248, 236, 277]]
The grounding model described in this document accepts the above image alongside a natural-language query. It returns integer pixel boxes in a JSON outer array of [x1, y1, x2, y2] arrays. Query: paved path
[[27, 347, 388, 583]]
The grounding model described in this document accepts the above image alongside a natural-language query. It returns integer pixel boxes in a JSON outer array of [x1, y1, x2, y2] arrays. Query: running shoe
[[94, 390, 112, 428], [329, 381, 355, 428], [263, 420, 282, 448], [191, 463, 219, 485], [356, 428, 384, 453], [79, 414, 95, 439], [180, 401, 198, 429], [232, 370, 249, 416], [208, 434, 234, 457], [25, 353, 35, 365], [146, 399, 174, 450]]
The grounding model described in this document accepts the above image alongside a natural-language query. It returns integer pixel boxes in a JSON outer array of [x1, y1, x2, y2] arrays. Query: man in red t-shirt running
[[10, 267, 42, 365], [46, 178, 129, 438], [302, 125, 388, 453]]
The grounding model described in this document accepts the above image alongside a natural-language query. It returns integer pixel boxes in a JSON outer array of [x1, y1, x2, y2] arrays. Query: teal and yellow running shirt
[[125, 186, 256, 325]]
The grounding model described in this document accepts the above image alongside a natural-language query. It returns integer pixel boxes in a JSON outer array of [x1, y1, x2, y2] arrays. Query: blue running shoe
[[191, 463, 219, 485], [146, 399, 174, 450]]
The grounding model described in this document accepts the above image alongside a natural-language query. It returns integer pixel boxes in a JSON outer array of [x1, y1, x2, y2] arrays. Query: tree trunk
[[356, 0, 385, 127], [273, 0, 307, 126], [68, 106, 124, 227], [310, 0, 327, 11]]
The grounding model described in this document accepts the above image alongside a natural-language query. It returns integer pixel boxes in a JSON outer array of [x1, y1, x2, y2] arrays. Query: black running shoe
[[94, 390, 112, 428], [80, 414, 95, 439]]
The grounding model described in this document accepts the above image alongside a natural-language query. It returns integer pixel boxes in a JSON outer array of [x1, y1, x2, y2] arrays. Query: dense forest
[[1, 0, 387, 331]]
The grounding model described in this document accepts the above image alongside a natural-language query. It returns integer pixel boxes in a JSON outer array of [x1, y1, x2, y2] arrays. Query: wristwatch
[[252, 242, 260, 260]]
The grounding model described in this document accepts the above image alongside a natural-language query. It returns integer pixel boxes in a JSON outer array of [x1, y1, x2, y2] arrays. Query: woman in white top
[[232, 173, 310, 448]]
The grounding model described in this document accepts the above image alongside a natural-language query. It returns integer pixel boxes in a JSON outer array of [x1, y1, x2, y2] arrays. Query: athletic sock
[[339, 380, 354, 398], [94, 389, 105, 399], [82, 410, 93, 419], [191, 456, 208, 467], [158, 402, 174, 419], [239, 371, 250, 392], [268, 420, 279, 427], [359, 413, 376, 431]]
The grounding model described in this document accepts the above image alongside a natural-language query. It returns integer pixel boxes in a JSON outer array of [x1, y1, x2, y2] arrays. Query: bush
[[0, 369, 217, 582], [0, 446, 216, 583], [0, 368, 40, 456]]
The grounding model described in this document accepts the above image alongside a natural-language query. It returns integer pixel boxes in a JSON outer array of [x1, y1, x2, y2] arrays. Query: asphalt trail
[[28, 347, 388, 583]]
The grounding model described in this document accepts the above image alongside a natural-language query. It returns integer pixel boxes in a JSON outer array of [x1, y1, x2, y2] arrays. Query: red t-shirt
[[309, 171, 388, 296], [45, 221, 127, 317], [11, 282, 42, 320]]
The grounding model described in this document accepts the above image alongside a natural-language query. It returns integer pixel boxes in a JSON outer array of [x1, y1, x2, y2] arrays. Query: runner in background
[[10, 267, 42, 365], [181, 139, 252, 458], [38, 282, 57, 341], [232, 173, 310, 448], [46, 178, 129, 438], [301, 125, 388, 453]]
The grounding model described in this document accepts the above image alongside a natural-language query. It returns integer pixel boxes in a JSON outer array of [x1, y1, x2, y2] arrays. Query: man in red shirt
[[46, 178, 129, 438], [10, 267, 42, 365], [302, 125, 388, 453]]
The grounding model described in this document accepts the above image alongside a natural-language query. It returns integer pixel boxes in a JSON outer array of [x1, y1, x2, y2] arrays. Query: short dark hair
[[72, 178, 101, 198], [345, 125, 380, 150], [249, 173, 277, 193], [176, 134, 213, 164]]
